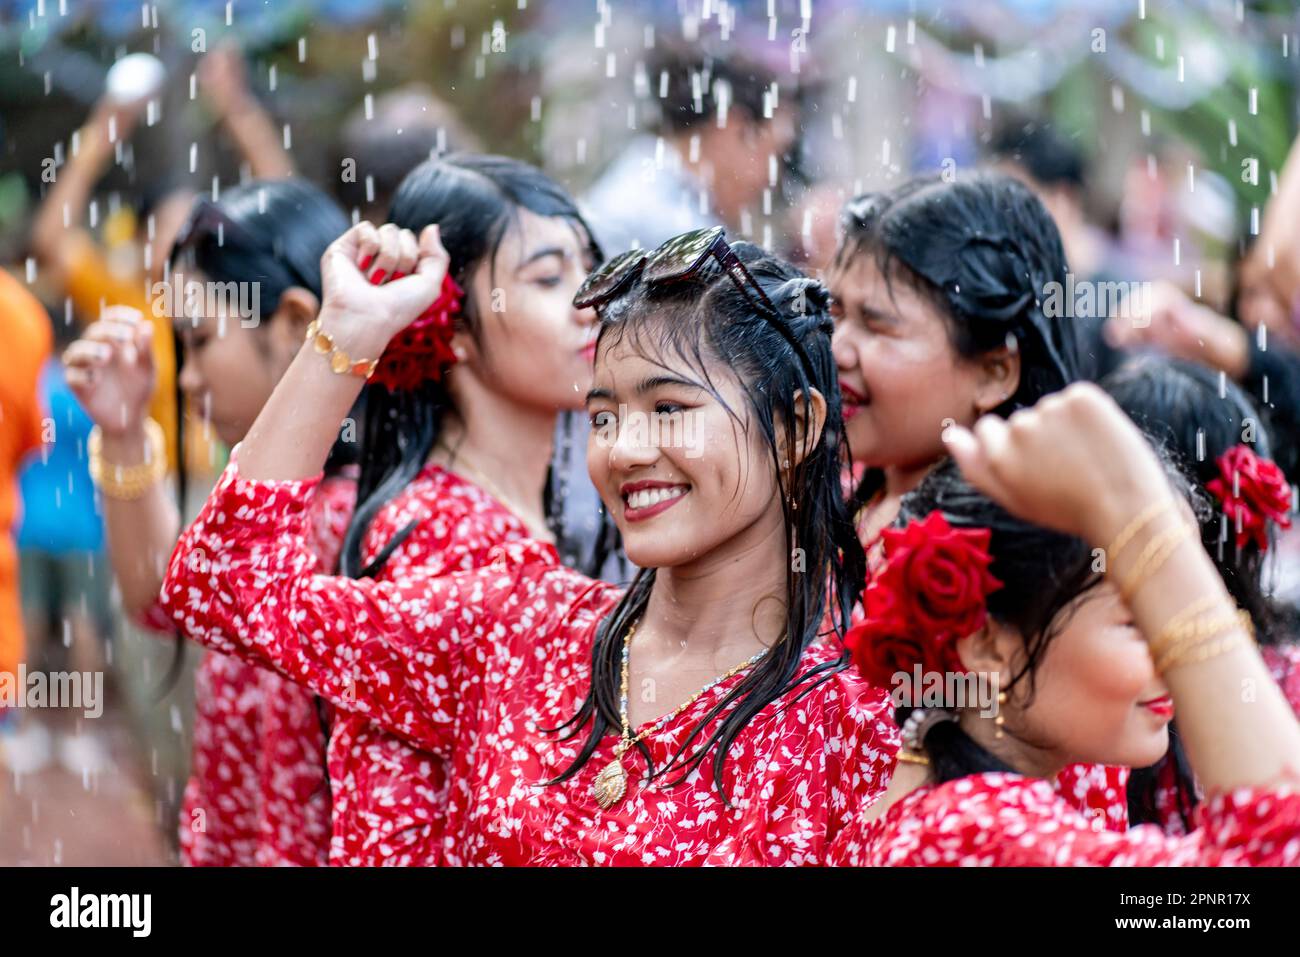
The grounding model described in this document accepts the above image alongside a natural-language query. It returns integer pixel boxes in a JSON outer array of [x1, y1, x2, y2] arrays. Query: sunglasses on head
[[573, 226, 779, 318]]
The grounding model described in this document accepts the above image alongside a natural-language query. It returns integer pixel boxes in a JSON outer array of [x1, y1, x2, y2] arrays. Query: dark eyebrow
[[584, 375, 704, 405], [516, 245, 567, 271]]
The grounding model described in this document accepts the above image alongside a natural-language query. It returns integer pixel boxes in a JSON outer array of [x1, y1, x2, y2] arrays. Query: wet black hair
[[835, 173, 1082, 509], [169, 178, 357, 475], [1103, 355, 1299, 830], [892, 459, 1101, 782], [990, 120, 1086, 190], [893, 453, 1202, 786], [547, 240, 867, 804], [340, 153, 617, 581], [649, 44, 779, 134]]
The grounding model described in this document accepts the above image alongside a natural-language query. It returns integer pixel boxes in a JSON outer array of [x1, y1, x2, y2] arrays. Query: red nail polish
[[370, 269, 387, 284], [392, 271, 406, 280], [358, 254, 374, 271]]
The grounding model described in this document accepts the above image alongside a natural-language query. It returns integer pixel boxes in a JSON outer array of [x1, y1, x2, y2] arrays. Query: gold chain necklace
[[434, 442, 545, 534], [590, 619, 769, 810]]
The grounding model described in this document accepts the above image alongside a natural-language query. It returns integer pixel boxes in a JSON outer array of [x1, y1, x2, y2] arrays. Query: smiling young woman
[[829, 384, 1300, 866], [160, 223, 898, 865]]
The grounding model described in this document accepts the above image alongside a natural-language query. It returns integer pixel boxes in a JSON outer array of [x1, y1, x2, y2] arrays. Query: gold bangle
[[895, 749, 930, 766], [1158, 629, 1252, 674], [1148, 596, 1219, 660], [1115, 520, 1196, 604], [1154, 609, 1254, 671], [305, 319, 379, 379], [1107, 499, 1175, 563], [88, 418, 168, 500]]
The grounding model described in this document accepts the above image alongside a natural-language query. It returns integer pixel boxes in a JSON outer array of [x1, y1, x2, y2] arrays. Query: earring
[[994, 690, 1007, 739]]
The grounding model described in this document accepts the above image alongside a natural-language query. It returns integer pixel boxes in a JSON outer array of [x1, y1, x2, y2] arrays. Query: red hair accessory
[[369, 272, 465, 392], [845, 511, 1003, 689], [1205, 444, 1294, 550]]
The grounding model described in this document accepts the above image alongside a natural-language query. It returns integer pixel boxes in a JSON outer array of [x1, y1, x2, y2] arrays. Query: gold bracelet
[[1107, 499, 1175, 564], [1153, 609, 1254, 672], [895, 749, 930, 766], [305, 319, 379, 379], [1158, 630, 1252, 674], [1115, 520, 1196, 603], [1148, 596, 1219, 660], [88, 418, 168, 500]]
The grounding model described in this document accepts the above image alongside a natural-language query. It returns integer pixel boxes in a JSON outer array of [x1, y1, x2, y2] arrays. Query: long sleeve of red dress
[[829, 771, 1300, 866]]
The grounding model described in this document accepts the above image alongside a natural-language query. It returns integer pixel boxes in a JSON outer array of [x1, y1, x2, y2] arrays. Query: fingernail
[[392, 271, 406, 281], [359, 254, 374, 271], [370, 269, 387, 284]]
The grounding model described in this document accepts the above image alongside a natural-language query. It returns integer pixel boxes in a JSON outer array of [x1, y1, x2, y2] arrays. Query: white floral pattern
[[162, 458, 900, 865]]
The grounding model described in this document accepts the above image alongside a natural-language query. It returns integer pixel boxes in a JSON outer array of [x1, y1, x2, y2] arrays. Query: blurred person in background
[[3, 311, 113, 776], [336, 83, 482, 223], [582, 45, 797, 254], [0, 268, 54, 752], [29, 44, 294, 471], [61, 180, 353, 865]]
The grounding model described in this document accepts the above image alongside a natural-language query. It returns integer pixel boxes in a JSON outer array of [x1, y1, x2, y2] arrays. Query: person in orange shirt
[[0, 268, 54, 709]]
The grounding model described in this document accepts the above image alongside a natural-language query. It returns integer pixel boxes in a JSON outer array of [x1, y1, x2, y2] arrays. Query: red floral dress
[[142, 473, 355, 867], [162, 457, 900, 865], [828, 771, 1300, 866], [323, 463, 531, 865]]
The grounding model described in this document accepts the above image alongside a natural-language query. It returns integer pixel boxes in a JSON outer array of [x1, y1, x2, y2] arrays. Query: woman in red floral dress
[[827, 175, 1128, 830], [299, 155, 618, 865], [1104, 356, 1299, 834], [162, 222, 898, 865], [63, 180, 354, 865], [830, 384, 1300, 866]]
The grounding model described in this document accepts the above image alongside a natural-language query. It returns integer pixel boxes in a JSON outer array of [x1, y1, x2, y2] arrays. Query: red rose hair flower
[[844, 511, 1003, 690], [1205, 444, 1294, 550], [370, 272, 465, 392]]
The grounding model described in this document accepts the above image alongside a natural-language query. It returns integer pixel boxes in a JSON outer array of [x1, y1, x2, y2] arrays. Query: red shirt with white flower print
[[158, 473, 355, 867], [324, 462, 532, 865], [162, 457, 899, 866], [829, 771, 1300, 866]]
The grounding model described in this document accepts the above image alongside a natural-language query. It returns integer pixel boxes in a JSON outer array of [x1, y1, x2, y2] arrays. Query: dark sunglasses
[[574, 226, 826, 378], [573, 226, 779, 319]]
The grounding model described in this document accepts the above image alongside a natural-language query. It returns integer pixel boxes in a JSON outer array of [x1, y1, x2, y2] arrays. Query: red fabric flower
[[370, 273, 465, 392], [1205, 445, 1294, 550], [845, 511, 1003, 689]]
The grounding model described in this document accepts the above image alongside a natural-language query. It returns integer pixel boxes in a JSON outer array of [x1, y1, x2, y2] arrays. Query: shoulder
[[366, 464, 529, 572]]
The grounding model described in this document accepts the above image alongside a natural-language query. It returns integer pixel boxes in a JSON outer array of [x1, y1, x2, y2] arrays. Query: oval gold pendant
[[592, 758, 628, 810]]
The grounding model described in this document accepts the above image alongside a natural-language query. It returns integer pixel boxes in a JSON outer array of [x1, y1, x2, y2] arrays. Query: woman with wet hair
[[1103, 356, 1298, 833], [828, 173, 1126, 829], [830, 384, 1300, 866], [160, 222, 897, 865], [229, 153, 618, 866], [63, 179, 353, 865]]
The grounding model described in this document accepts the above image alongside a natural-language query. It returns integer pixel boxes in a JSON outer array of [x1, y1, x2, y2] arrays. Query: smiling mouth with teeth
[[622, 484, 690, 521]]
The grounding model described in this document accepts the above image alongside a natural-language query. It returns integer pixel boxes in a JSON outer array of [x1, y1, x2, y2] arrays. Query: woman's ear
[[973, 337, 1022, 414], [782, 388, 828, 467], [955, 618, 1017, 691], [265, 287, 320, 365]]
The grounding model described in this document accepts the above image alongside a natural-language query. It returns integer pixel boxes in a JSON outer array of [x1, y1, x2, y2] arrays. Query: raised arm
[[197, 44, 295, 181], [31, 95, 145, 287], [944, 383, 1300, 795], [63, 306, 179, 625]]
